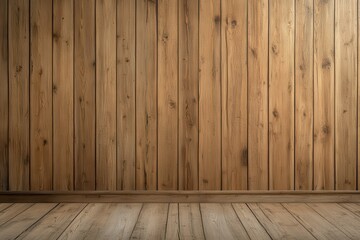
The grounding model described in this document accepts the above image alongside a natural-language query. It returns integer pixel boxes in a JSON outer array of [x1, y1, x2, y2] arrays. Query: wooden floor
[[0, 203, 360, 239]]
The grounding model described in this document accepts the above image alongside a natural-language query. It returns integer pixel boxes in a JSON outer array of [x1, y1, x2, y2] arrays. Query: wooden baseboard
[[0, 191, 359, 203]]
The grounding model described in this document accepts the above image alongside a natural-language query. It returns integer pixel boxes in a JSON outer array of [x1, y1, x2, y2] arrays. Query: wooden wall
[[0, 0, 359, 191]]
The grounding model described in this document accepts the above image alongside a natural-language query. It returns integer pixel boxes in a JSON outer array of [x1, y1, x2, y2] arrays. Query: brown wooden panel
[[335, 0, 357, 190], [178, 0, 199, 190], [295, 0, 314, 190], [0, 0, 8, 191], [30, 0, 53, 191], [136, 0, 157, 190], [269, 0, 295, 190], [96, 0, 117, 190], [74, 0, 96, 190], [221, 0, 247, 190], [248, 0, 269, 190], [158, 0, 178, 190], [313, 0, 335, 190], [53, 0, 74, 191], [199, 0, 221, 190], [9, 0, 30, 191], [117, 0, 136, 190]]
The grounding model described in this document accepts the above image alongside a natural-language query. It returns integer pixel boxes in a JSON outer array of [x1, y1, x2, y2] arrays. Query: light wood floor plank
[[200, 203, 250, 240], [232, 203, 271, 240], [340, 203, 360, 217], [179, 203, 205, 240], [130, 203, 168, 239], [0, 203, 57, 240], [0, 203, 33, 225], [59, 203, 142, 240], [248, 203, 315, 239], [17, 203, 86, 240], [283, 203, 350, 240], [0, 203, 13, 212], [166, 203, 179, 240], [308, 203, 360, 239]]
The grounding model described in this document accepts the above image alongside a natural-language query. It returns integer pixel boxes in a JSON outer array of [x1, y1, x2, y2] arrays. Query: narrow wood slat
[[248, 203, 315, 239], [0, 203, 33, 225], [0, 203, 56, 240], [53, 0, 74, 191], [158, 0, 178, 190], [340, 203, 360, 217], [269, 0, 295, 190], [308, 203, 360, 239], [135, 0, 157, 190], [199, 0, 221, 190], [96, 0, 117, 190], [59, 203, 142, 239], [295, 0, 314, 190], [117, 0, 136, 190], [165, 203, 179, 240], [179, 203, 205, 239], [74, 0, 96, 190], [232, 203, 271, 240], [17, 203, 86, 240], [247, 0, 269, 191], [30, 0, 53, 191], [200, 203, 250, 240], [178, 0, 199, 191], [221, 0, 247, 190], [8, 0, 30, 191], [130, 203, 168, 239], [313, 0, 335, 190], [335, 0, 357, 190], [283, 203, 350, 240], [0, 203, 13, 212]]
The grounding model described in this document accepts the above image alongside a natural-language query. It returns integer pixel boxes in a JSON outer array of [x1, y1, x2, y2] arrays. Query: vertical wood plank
[[158, 0, 178, 190], [295, 0, 314, 190], [53, 0, 74, 191], [0, 0, 8, 191], [178, 0, 199, 191], [314, 0, 335, 190], [199, 0, 221, 190], [96, 0, 117, 190], [117, 0, 136, 190], [248, 0, 269, 190], [335, 0, 357, 190], [8, 0, 30, 191], [136, 0, 158, 190], [221, 0, 248, 190], [165, 203, 179, 239], [74, 0, 96, 190], [30, 0, 53, 191], [179, 203, 205, 239], [269, 0, 295, 190]]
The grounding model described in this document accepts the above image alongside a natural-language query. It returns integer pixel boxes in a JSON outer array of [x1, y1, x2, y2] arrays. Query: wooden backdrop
[[0, 0, 359, 191]]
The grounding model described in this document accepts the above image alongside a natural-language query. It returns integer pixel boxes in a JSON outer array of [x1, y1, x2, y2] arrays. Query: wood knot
[[231, 20, 237, 27], [169, 99, 176, 109], [16, 65, 23, 73], [322, 125, 330, 134], [214, 15, 221, 23], [53, 85, 58, 94], [43, 139, 48, 146], [250, 48, 257, 58], [272, 109, 279, 118], [322, 58, 331, 69], [271, 44, 278, 55]]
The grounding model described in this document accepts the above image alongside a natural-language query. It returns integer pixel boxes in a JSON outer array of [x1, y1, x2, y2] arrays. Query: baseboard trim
[[0, 191, 359, 203]]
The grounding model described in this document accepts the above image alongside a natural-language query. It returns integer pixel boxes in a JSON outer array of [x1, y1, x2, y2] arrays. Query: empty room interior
[[1, 0, 360, 239]]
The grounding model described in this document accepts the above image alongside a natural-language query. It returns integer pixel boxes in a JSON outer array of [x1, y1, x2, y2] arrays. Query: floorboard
[[0, 203, 359, 239]]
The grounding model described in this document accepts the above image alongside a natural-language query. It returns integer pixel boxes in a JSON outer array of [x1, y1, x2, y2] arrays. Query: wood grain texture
[[314, 0, 335, 190], [199, 0, 221, 190], [117, 0, 136, 190], [248, 0, 268, 191], [0, 0, 8, 191], [96, 0, 117, 190], [136, 0, 158, 190], [30, 0, 53, 191], [178, 0, 199, 191], [269, 0, 295, 190], [179, 203, 205, 239], [158, 0, 178, 190], [53, 0, 74, 191], [295, 0, 314, 190], [221, 0, 248, 190], [8, 0, 30, 191], [74, 0, 96, 191], [165, 203, 179, 239], [335, 0, 357, 190]]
